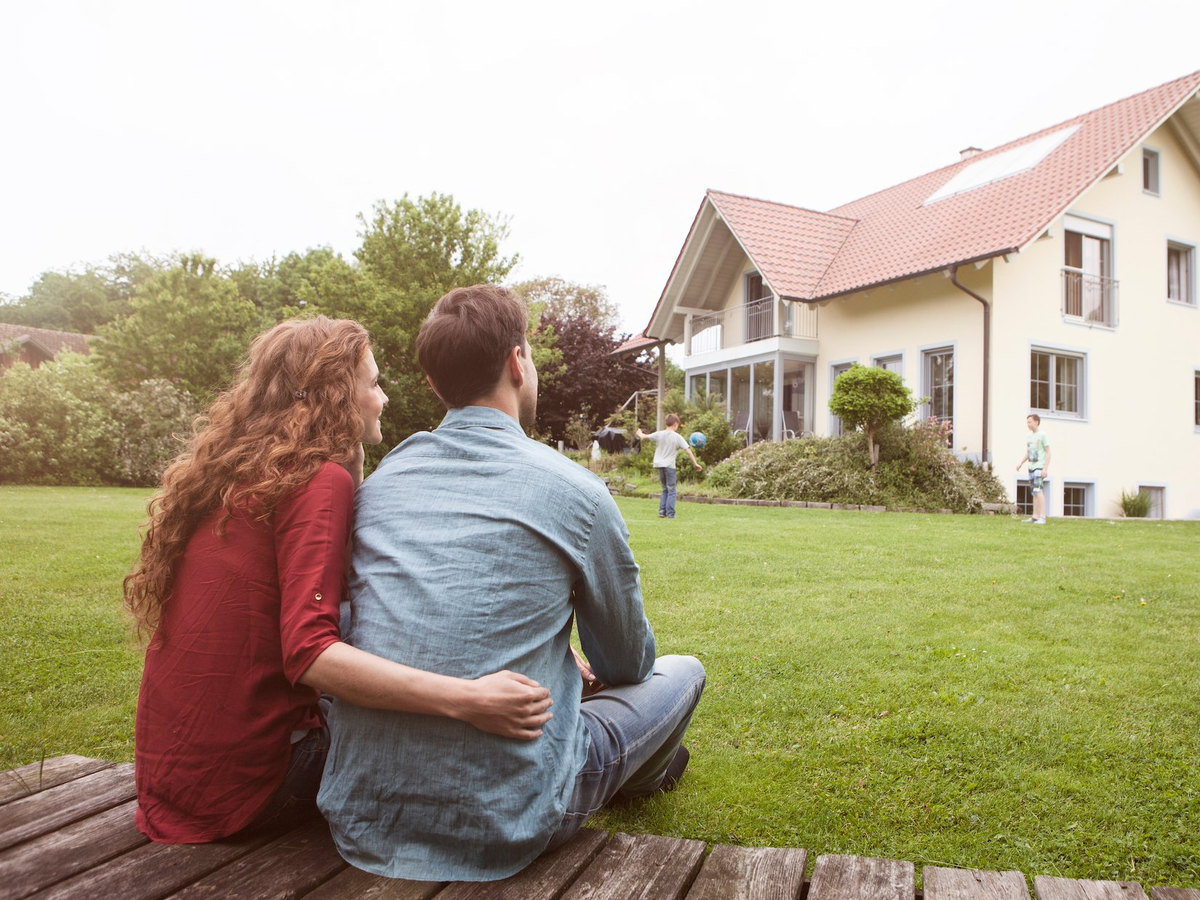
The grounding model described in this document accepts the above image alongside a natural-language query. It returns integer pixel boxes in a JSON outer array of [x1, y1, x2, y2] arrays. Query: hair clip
[[294, 390, 307, 399]]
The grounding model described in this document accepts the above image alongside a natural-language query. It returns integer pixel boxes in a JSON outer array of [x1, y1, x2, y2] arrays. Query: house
[[0, 323, 92, 369], [633, 70, 1200, 520]]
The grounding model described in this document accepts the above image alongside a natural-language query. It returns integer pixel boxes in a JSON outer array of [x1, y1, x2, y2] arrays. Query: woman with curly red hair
[[128, 316, 552, 843]]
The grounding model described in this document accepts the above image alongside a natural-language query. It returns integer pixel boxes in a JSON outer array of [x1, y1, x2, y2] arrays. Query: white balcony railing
[[1062, 268, 1118, 327], [688, 298, 817, 355]]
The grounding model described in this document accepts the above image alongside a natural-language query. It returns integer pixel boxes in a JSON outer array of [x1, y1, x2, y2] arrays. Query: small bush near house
[[708, 419, 1007, 512], [1119, 488, 1152, 518]]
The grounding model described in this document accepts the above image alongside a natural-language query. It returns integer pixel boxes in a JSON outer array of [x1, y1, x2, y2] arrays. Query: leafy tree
[[535, 311, 655, 444], [229, 247, 343, 321], [308, 193, 519, 449], [828, 363, 915, 469], [92, 254, 261, 399], [513, 277, 619, 329], [0, 252, 167, 334]]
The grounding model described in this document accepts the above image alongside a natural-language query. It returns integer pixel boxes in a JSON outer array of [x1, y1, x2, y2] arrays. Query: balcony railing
[[1061, 268, 1118, 327], [688, 298, 817, 355]]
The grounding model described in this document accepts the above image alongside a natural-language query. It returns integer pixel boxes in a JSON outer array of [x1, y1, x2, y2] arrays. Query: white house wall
[[812, 270, 989, 455], [992, 120, 1200, 519]]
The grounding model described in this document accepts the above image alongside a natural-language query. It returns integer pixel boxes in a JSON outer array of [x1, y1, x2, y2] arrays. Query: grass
[[2, 486, 1198, 887]]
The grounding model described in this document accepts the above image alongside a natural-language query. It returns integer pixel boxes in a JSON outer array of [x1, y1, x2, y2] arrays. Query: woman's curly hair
[[123, 316, 372, 637]]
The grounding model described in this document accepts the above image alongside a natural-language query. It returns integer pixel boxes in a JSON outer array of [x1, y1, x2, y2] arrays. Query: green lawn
[[2, 486, 1198, 887]]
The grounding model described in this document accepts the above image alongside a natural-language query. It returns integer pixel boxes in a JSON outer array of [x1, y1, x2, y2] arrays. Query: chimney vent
[[960, 146, 983, 161]]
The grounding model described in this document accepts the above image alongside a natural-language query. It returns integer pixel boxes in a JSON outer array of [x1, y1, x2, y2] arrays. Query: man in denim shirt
[[318, 285, 706, 882]]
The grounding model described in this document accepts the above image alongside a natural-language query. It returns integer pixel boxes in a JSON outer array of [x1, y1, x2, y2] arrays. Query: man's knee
[[655, 654, 706, 693]]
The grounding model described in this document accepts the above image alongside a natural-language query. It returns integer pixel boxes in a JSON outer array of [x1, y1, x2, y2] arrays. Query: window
[[830, 362, 853, 436], [1143, 148, 1160, 194], [1015, 480, 1033, 517], [874, 354, 903, 375], [744, 272, 774, 342], [1062, 216, 1116, 326], [922, 347, 954, 444], [1138, 485, 1164, 519], [1195, 371, 1199, 428], [1030, 348, 1084, 416], [1167, 242, 1195, 306], [1063, 483, 1091, 517]]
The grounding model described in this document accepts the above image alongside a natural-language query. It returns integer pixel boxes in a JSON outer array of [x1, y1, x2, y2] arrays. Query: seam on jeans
[[619, 669, 705, 760]]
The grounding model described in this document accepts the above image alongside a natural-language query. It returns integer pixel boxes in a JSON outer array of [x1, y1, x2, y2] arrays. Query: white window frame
[[1195, 369, 1200, 433], [1014, 479, 1034, 518], [1143, 147, 1161, 195], [1030, 344, 1087, 420], [1062, 213, 1118, 329], [873, 352, 904, 378], [828, 359, 857, 437], [920, 343, 956, 444], [1137, 484, 1166, 520], [1062, 481, 1094, 518], [1166, 239, 1196, 307]]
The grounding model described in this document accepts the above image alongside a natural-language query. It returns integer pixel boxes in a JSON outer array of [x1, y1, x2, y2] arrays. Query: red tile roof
[[611, 334, 664, 356], [647, 69, 1200, 329], [0, 323, 92, 357]]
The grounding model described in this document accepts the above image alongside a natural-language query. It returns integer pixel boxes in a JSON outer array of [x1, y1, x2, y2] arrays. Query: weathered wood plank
[[809, 854, 916, 900], [438, 828, 610, 899], [0, 799, 146, 900], [558, 832, 706, 900], [0, 756, 113, 806], [684, 845, 808, 900], [35, 820, 287, 900], [164, 816, 346, 899], [1150, 890, 1200, 900], [1034, 876, 1148, 900], [301, 865, 444, 900], [924, 866, 1030, 900], [0, 763, 135, 851]]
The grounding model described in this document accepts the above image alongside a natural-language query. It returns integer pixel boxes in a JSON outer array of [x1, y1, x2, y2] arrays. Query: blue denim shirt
[[317, 406, 656, 881]]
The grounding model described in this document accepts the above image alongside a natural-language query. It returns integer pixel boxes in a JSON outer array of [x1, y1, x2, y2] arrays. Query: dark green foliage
[[708, 419, 1007, 512]]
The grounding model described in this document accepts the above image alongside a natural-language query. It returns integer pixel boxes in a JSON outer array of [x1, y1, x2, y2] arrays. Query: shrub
[[1119, 489, 1152, 518], [0, 355, 198, 486], [828, 363, 915, 468], [708, 422, 1007, 513]]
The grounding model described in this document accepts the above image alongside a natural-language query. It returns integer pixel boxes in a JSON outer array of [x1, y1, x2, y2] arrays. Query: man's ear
[[507, 345, 525, 386]]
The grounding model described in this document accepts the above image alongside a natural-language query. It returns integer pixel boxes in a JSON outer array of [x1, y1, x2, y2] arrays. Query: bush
[[0, 355, 198, 486], [707, 420, 1007, 513], [1119, 489, 1152, 518]]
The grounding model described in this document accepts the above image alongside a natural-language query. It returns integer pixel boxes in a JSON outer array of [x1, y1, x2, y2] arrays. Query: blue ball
[[688, 431, 706, 449]]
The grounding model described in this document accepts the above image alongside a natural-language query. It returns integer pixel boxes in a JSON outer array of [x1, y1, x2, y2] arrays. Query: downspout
[[947, 266, 990, 470]]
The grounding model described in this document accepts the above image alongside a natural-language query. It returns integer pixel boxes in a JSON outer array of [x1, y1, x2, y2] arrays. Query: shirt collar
[[437, 405, 527, 436]]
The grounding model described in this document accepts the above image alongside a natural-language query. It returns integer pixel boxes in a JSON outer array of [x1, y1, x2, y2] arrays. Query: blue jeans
[[543, 654, 706, 852], [657, 467, 678, 518]]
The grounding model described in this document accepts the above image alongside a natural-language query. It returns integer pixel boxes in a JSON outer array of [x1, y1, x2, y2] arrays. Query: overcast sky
[[3, 0, 1199, 333]]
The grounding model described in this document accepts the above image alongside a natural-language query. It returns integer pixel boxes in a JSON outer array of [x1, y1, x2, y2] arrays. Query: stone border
[[617, 490, 1013, 517]]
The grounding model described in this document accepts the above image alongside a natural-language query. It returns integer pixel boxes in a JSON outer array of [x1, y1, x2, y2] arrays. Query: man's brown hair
[[666, 414, 681, 427], [416, 285, 530, 409]]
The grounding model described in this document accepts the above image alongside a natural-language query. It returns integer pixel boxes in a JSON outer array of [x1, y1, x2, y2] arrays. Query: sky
[[3, 0, 1199, 334]]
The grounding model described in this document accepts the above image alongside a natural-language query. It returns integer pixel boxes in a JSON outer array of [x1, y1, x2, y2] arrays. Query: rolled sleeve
[[274, 463, 354, 685], [574, 492, 656, 686]]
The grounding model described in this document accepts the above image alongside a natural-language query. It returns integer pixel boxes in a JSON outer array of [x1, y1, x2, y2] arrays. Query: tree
[[828, 363, 916, 469], [308, 194, 519, 449], [0, 252, 168, 334], [229, 247, 344, 321], [513, 277, 619, 329], [92, 254, 262, 399], [535, 311, 655, 443]]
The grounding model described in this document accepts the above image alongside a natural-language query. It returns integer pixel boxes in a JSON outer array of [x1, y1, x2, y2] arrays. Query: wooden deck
[[1, 756, 1196, 900]]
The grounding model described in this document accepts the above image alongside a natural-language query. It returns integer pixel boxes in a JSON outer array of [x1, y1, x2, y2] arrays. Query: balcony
[[1061, 268, 1118, 328], [688, 298, 818, 356]]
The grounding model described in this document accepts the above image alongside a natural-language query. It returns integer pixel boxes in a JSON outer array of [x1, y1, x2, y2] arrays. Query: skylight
[[923, 125, 1080, 205]]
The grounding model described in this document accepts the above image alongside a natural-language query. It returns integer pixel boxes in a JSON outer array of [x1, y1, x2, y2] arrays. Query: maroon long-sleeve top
[[134, 462, 352, 842]]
